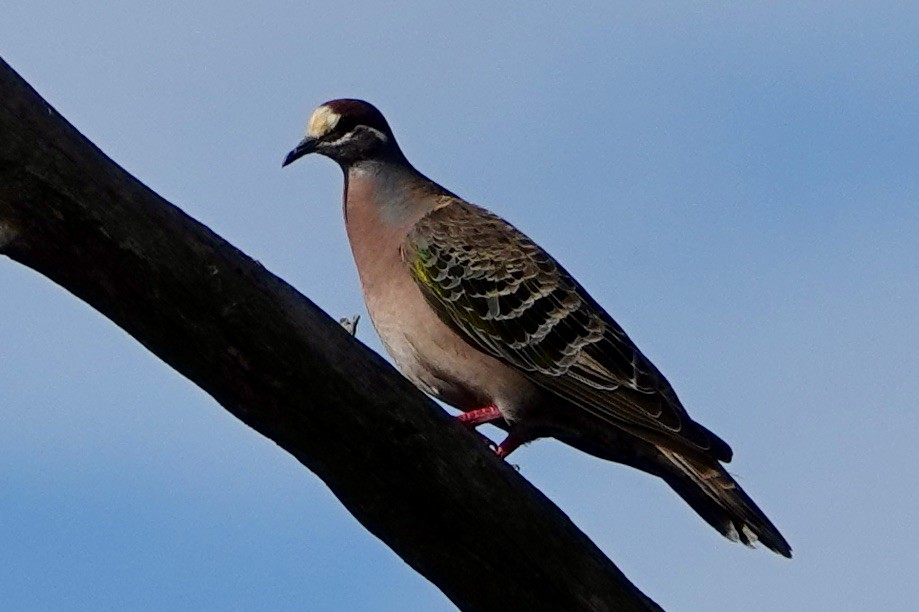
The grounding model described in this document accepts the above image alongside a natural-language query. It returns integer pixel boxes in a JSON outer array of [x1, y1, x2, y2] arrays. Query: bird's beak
[[282, 137, 318, 167]]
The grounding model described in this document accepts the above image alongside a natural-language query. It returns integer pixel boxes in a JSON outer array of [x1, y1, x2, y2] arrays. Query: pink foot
[[495, 431, 525, 459], [455, 405, 503, 428], [454, 406, 525, 460]]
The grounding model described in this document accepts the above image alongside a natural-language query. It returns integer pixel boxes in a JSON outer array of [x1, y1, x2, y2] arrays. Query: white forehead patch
[[307, 106, 341, 139]]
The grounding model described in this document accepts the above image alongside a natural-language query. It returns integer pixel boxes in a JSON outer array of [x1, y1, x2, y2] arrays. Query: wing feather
[[404, 201, 731, 460]]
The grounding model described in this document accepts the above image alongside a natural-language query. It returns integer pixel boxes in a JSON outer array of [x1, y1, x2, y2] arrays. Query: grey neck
[[344, 157, 447, 227]]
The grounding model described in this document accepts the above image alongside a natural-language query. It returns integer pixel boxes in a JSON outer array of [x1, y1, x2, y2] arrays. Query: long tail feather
[[658, 448, 792, 558]]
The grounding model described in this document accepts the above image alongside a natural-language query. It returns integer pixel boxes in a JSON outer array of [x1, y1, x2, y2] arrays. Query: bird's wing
[[403, 201, 731, 460]]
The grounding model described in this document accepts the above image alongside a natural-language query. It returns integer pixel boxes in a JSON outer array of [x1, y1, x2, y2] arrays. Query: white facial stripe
[[306, 106, 341, 138], [325, 130, 355, 147], [324, 125, 388, 148], [363, 126, 388, 142]]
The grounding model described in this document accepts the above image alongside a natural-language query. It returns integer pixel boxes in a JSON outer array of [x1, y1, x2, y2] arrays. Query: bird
[[283, 98, 791, 557]]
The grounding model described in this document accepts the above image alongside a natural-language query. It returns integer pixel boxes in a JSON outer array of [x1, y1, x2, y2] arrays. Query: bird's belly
[[381, 326, 485, 409], [366, 289, 538, 421]]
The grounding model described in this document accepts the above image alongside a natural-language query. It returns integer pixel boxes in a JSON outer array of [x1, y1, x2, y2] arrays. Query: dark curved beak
[[282, 137, 317, 167]]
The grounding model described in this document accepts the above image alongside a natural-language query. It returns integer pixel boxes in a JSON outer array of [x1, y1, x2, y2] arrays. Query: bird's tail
[[657, 447, 792, 558]]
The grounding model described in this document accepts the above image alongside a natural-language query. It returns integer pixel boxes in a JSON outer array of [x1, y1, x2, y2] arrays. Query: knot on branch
[[0, 220, 19, 251]]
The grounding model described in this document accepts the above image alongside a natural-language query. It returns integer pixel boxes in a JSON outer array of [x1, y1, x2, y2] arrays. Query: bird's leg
[[454, 407, 526, 460], [455, 405, 503, 428], [455, 405, 504, 451], [495, 430, 526, 459]]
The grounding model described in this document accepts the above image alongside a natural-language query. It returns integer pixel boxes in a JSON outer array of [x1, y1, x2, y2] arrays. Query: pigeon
[[283, 98, 791, 557]]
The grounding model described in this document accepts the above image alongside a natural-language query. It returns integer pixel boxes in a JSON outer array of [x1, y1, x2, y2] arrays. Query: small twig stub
[[339, 314, 361, 337]]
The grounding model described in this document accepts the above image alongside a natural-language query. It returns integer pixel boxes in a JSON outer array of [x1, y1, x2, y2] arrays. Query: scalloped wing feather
[[403, 201, 732, 461]]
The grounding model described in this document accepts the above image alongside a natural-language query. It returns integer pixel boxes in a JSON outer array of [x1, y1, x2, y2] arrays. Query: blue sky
[[1, 2, 917, 610]]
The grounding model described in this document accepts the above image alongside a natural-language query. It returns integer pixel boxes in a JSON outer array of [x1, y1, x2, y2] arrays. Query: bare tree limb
[[0, 57, 661, 612]]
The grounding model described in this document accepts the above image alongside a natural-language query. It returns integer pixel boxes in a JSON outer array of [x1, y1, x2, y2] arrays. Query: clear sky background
[[1, 2, 917, 610]]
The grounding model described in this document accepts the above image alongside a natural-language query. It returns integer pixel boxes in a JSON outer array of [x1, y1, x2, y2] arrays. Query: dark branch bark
[[0, 57, 660, 612]]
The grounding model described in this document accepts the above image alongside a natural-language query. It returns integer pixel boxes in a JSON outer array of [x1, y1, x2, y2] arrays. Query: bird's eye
[[328, 116, 358, 139]]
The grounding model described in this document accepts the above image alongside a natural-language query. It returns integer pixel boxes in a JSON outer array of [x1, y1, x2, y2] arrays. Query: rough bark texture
[[0, 57, 661, 612]]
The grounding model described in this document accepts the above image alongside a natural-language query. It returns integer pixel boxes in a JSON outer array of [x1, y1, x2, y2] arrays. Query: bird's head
[[283, 99, 399, 168]]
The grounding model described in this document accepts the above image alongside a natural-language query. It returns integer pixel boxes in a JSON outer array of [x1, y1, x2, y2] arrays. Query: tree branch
[[0, 57, 660, 612]]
